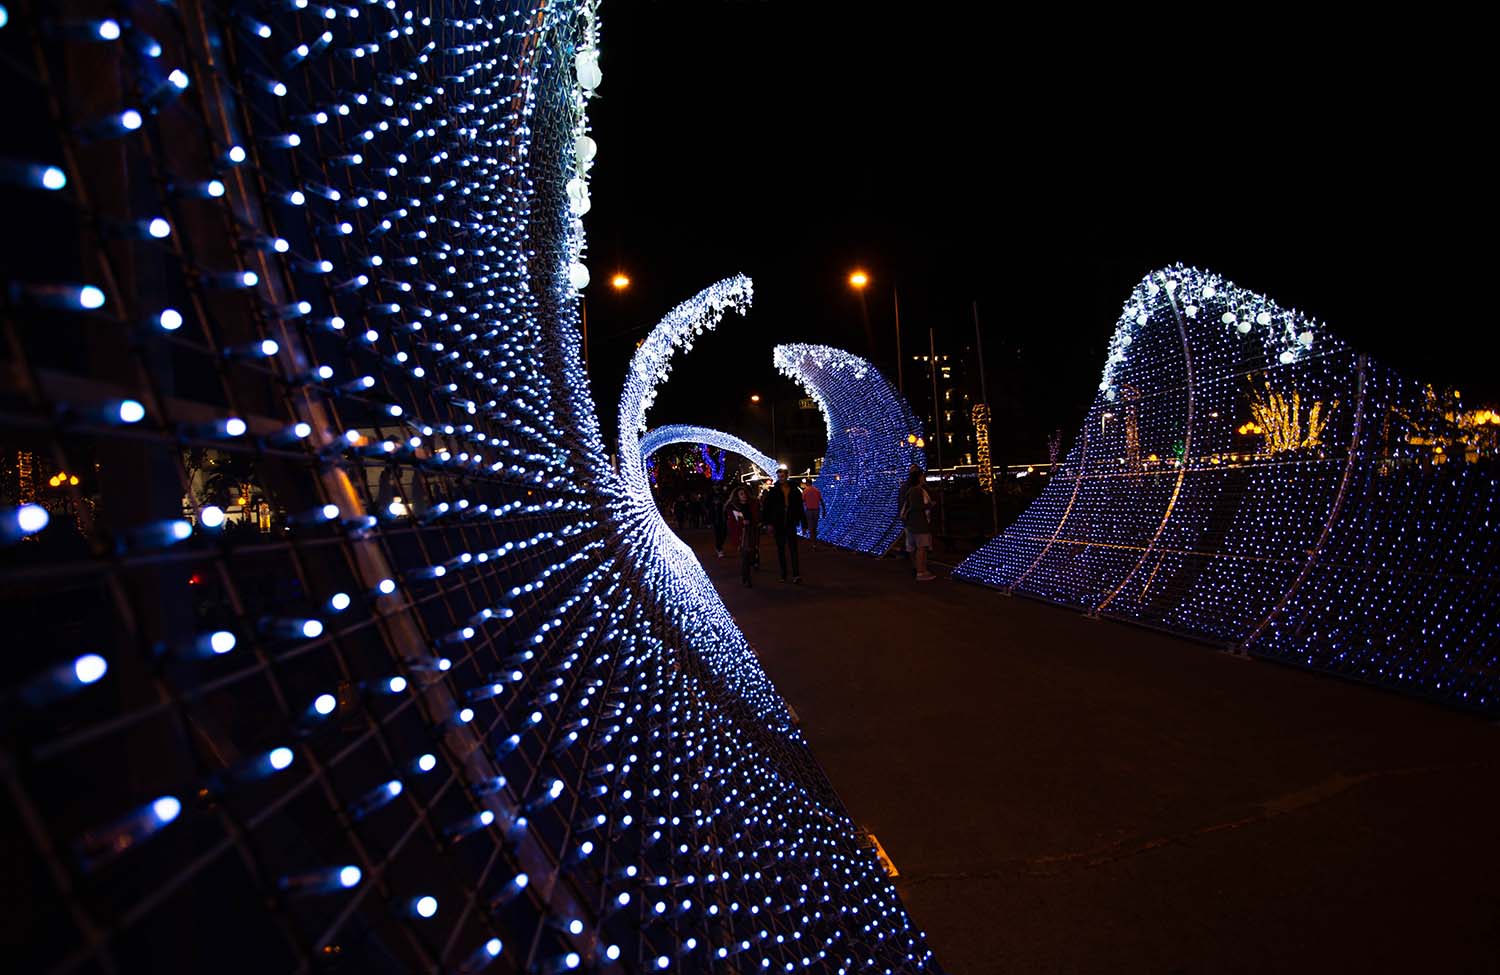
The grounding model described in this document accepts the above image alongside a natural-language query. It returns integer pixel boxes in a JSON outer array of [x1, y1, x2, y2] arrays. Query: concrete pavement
[[691, 531, 1500, 974]]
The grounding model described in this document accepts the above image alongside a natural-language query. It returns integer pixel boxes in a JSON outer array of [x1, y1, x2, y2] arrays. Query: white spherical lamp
[[575, 51, 602, 91]]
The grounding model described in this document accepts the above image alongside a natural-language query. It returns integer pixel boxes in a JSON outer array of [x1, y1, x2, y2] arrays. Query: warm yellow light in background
[[749, 394, 761, 403], [972, 403, 993, 493], [848, 270, 869, 289], [610, 273, 630, 290]]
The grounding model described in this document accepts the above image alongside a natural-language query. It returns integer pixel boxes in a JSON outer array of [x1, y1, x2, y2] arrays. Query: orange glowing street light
[[848, 270, 870, 289], [749, 393, 761, 403], [610, 272, 630, 290]]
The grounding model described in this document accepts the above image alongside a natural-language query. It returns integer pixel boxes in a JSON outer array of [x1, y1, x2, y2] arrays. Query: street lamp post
[[849, 269, 902, 393], [580, 272, 631, 376], [848, 270, 875, 362], [892, 286, 904, 396], [579, 294, 591, 373], [749, 394, 777, 467]]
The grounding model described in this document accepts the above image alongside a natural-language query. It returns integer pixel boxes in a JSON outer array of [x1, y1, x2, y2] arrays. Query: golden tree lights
[[1402, 385, 1500, 463], [1246, 384, 1336, 454], [972, 403, 994, 492], [17, 451, 34, 504], [1121, 384, 1141, 469]]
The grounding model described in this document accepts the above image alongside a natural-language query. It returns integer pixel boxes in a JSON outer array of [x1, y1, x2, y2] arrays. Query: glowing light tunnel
[[955, 265, 1500, 714], [0, 5, 935, 973], [773, 344, 927, 555], [641, 423, 777, 477]]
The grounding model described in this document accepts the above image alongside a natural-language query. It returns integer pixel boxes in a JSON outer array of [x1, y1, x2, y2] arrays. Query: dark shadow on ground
[[686, 530, 1500, 975]]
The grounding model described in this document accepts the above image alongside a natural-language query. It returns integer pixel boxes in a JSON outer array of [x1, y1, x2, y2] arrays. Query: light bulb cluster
[[955, 264, 1500, 713], [641, 424, 777, 479], [0, 2, 935, 973], [773, 344, 928, 555]]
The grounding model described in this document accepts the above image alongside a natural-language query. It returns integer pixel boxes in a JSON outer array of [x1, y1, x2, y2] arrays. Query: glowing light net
[[616, 277, 753, 475], [641, 424, 777, 477], [0, 4, 935, 972], [955, 265, 1500, 713], [773, 344, 926, 555]]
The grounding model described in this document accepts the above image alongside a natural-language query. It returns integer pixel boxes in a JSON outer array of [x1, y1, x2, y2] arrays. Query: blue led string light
[[0, 3, 935, 972], [773, 344, 927, 555], [955, 265, 1500, 714], [700, 443, 726, 480], [607, 277, 814, 737]]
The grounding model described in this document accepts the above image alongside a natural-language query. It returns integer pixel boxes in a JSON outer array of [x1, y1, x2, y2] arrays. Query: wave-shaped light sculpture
[[616, 276, 753, 498], [641, 423, 778, 477], [773, 344, 927, 554], [612, 277, 752, 571], [955, 265, 1500, 713], [0, 4, 935, 973]]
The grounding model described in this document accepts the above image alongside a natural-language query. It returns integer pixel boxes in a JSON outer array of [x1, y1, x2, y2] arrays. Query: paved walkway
[[689, 531, 1500, 974]]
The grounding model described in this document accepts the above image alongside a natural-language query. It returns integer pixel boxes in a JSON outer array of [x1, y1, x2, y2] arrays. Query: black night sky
[[583, 4, 1492, 466]]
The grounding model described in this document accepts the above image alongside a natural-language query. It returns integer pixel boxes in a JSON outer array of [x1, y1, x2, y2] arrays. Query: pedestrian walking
[[760, 468, 805, 583], [724, 488, 743, 550], [899, 467, 936, 581], [725, 486, 757, 586], [800, 478, 823, 548], [711, 485, 728, 557], [750, 487, 762, 570]]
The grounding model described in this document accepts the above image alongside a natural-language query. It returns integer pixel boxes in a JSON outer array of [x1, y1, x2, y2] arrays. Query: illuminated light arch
[[955, 264, 1500, 713], [0, 5, 935, 973], [641, 423, 777, 477], [773, 343, 927, 554], [611, 276, 753, 578], [616, 275, 753, 502]]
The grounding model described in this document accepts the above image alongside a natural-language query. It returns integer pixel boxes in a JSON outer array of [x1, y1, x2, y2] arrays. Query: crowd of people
[[671, 470, 822, 587], [661, 462, 939, 587]]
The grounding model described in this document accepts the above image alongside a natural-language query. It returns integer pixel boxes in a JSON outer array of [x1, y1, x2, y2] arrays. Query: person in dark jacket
[[711, 485, 729, 557], [759, 468, 805, 583]]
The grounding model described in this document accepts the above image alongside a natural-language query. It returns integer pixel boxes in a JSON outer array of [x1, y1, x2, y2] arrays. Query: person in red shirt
[[724, 486, 758, 586], [800, 479, 823, 548]]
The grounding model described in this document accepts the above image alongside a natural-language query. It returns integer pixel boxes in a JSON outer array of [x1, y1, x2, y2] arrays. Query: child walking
[[725, 486, 758, 587]]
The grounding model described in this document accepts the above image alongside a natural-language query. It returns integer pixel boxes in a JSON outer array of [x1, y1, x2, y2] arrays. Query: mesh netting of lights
[[0, 3, 935, 972], [641, 426, 776, 480], [772, 344, 926, 555], [954, 265, 1500, 714]]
